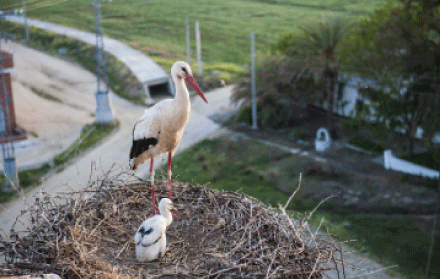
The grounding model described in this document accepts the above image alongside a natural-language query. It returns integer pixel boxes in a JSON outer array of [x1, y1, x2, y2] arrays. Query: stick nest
[[0, 171, 346, 278]]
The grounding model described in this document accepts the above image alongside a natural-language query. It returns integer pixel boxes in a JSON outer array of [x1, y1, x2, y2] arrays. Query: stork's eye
[[181, 67, 188, 74]]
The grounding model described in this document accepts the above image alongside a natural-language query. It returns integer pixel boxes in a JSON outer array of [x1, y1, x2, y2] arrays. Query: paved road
[[6, 15, 172, 102], [0, 45, 232, 239]]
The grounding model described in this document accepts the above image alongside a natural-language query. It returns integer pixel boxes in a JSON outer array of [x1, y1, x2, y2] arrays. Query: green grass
[[348, 135, 390, 153], [0, 163, 51, 203], [164, 138, 292, 207], [2, 0, 387, 65], [29, 86, 62, 102], [53, 121, 118, 166], [310, 213, 440, 279], [3, 21, 145, 104], [0, 121, 119, 203]]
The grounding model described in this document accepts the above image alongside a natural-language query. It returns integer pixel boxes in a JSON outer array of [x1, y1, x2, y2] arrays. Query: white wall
[[384, 150, 439, 179]]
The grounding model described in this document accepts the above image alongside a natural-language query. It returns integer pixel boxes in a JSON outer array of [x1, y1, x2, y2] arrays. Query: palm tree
[[297, 16, 353, 131]]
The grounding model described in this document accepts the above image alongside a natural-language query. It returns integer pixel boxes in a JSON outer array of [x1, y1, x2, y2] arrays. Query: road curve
[[0, 42, 228, 239], [6, 15, 172, 101]]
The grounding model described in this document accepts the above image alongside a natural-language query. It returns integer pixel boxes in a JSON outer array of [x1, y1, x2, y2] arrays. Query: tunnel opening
[[148, 82, 172, 98]]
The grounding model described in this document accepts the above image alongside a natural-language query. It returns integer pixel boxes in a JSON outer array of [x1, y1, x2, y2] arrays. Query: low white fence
[[384, 150, 439, 179]]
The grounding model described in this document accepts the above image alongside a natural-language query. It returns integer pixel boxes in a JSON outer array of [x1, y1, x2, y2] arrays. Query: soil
[[3, 41, 95, 168]]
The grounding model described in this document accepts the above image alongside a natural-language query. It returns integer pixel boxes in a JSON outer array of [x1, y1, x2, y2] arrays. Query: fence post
[[186, 17, 191, 66], [195, 21, 202, 76], [22, 0, 29, 42], [251, 32, 257, 130]]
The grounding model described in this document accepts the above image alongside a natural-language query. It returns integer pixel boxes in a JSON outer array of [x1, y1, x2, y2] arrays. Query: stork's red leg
[[167, 152, 172, 199], [150, 157, 157, 214]]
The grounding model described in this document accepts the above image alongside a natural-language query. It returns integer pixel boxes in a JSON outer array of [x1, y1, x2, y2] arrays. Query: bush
[[261, 106, 281, 128], [348, 135, 388, 153], [235, 105, 253, 124], [289, 127, 309, 141], [205, 63, 245, 74], [231, 54, 322, 129], [403, 149, 439, 171]]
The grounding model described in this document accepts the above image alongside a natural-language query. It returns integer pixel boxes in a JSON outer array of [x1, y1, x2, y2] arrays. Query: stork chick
[[130, 61, 208, 212], [134, 198, 176, 262]]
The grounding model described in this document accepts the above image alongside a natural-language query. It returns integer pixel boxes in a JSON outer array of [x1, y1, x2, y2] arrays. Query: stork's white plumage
[[134, 198, 176, 262], [129, 61, 208, 211]]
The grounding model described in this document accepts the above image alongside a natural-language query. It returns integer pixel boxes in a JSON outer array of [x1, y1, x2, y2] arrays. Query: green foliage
[[260, 106, 282, 128], [235, 105, 254, 124], [339, 116, 369, 134], [347, 135, 390, 153], [298, 16, 354, 60], [270, 32, 296, 54], [339, 1, 402, 70], [289, 127, 309, 141], [311, 213, 440, 279], [403, 149, 440, 171], [232, 55, 322, 128], [18, 164, 52, 189], [235, 103, 309, 129], [0, 163, 51, 203], [29, 86, 62, 102], [339, 1, 440, 151], [205, 63, 245, 75], [53, 122, 118, 166]]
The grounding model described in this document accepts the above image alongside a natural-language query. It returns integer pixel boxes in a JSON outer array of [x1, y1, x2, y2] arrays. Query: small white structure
[[384, 150, 439, 179], [315, 128, 332, 152]]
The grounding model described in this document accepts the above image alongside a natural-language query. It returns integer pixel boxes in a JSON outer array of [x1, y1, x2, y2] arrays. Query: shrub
[[235, 105, 253, 124], [289, 127, 309, 141], [231, 54, 322, 128], [347, 135, 388, 153], [205, 63, 245, 74]]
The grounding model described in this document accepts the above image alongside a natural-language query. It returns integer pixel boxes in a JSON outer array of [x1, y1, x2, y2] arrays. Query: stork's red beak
[[185, 76, 208, 104]]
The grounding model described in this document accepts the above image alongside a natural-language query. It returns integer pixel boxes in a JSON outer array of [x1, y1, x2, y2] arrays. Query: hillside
[[1, 0, 387, 65]]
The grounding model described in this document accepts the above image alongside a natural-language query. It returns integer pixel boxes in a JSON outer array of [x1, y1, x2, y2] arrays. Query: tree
[[340, 0, 440, 155], [231, 55, 323, 128], [273, 17, 353, 131]]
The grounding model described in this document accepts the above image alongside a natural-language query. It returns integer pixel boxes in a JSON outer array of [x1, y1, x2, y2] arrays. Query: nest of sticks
[[0, 170, 348, 278]]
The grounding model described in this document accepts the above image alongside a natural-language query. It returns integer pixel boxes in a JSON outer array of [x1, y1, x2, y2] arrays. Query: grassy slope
[[2, 0, 386, 65]]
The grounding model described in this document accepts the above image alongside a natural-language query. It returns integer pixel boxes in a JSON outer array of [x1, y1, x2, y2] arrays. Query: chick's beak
[[185, 75, 208, 104]]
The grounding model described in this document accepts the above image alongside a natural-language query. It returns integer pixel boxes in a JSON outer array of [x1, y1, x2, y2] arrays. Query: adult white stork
[[129, 61, 208, 212]]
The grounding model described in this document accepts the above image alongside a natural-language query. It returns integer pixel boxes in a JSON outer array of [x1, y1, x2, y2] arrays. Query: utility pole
[[195, 21, 202, 76], [251, 32, 257, 130], [185, 17, 191, 67], [0, 41, 18, 191], [93, 0, 113, 124], [22, 0, 29, 42]]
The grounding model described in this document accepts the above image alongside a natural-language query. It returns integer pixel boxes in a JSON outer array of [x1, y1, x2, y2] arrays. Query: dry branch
[[0, 170, 348, 278]]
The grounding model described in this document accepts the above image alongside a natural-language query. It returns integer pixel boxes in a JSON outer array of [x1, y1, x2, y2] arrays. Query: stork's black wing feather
[[129, 137, 159, 160]]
